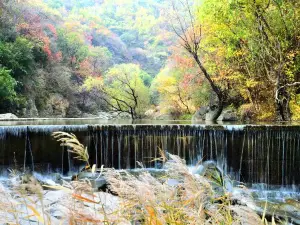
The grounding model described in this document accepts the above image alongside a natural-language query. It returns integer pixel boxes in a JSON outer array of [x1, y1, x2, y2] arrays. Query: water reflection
[[1, 118, 299, 126]]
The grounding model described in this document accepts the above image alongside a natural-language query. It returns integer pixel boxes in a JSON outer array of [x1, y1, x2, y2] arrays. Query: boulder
[[90, 178, 107, 191], [0, 113, 18, 120], [205, 106, 221, 121], [76, 172, 107, 191], [144, 106, 177, 120], [144, 109, 156, 119], [17, 174, 43, 194], [254, 200, 300, 224], [217, 109, 238, 121], [33, 172, 63, 186], [145, 108, 172, 120], [192, 106, 208, 121]]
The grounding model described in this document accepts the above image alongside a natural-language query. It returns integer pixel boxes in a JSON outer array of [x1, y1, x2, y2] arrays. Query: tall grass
[[0, 132, 269, 224], [104, 154, 262, 225]]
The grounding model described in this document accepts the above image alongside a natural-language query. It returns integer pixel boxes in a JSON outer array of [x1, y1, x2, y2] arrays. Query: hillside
[[0, 0, 299, 120], [0, 0, 174, 117]]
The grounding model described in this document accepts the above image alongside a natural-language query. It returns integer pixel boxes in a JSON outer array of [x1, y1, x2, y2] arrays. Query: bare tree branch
[[276, 82, 300, 102]]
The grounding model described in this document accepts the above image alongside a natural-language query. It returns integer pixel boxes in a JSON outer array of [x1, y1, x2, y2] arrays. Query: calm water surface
[[0, 118, 299, 126]]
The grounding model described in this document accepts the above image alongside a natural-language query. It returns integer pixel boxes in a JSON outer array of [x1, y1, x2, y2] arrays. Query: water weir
[[0, 124, 299, 188]]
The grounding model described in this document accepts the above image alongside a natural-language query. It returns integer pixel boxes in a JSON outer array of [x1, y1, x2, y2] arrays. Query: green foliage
[[290, 94, 300, 120], [57, 29, 88, 66], [152, 50, 208, 115], [179, 114, 193, 120], [140, 70, 152, 87], [0, 67, 16, 102], [0, 37, 34, 78], [88, 46, 112, 74]]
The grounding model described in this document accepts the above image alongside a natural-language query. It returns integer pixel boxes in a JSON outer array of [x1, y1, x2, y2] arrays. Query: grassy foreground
[[0, 132, 273, 224]]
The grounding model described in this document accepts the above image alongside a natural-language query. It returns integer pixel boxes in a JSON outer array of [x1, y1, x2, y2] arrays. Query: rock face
[[192, 105, 221, 121], [144, 109, 156, 118], [0, 113, 18, 120], [217, 109, 238, 121], [67, 103, 82, 117], [22, 99, 39, 117], [40, 94, 70, 117], [192, 106, 208, 121]]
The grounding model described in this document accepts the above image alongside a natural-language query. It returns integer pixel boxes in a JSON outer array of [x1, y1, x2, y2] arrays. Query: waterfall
[[0, 124, 299, 188]]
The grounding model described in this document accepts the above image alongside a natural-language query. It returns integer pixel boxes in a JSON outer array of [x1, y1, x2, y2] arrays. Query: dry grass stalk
[[0, 132, 272, 224], [52, 131, 90, 168], [104, 154, 262, 225]]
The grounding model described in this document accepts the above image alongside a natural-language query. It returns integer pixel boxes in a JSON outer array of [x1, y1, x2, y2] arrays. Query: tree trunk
[[193, 54, 224, 120], [275, 87, 291, 121]]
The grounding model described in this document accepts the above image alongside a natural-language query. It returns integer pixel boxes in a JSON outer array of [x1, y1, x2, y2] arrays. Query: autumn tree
[[84, 64, 151, 119], [152, 49, 209, 116], [88, 46, 112, 75], [170, 0, 228, 120], [57, 29, 89, 69], [197, 0, 300, 121]]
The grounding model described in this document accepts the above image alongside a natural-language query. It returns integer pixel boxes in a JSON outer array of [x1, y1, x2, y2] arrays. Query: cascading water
[[0, 124, 299, 190]]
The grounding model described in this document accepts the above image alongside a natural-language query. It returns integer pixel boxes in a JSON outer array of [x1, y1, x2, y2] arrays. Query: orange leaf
[[72, 193, 98, 204], [145, 206, 163, 225]]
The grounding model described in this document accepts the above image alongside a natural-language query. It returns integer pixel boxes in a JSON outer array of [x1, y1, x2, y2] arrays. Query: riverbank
[[0, 156, 263, 225], [1, 155, 300, 224], [0, 148, 299, 224]]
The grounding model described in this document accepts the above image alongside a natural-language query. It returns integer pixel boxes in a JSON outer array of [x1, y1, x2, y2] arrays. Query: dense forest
[[0, 0, 299, 121]]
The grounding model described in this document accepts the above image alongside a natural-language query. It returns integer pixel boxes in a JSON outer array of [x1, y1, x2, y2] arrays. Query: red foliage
[[77, 59, 94, 77], [171, 54, 194, 68], [43, 45, 52, 59], [16, 11, 60, 61], [180, 73, 194, 89], [54, 51, 63, 62], [46, 23, 57, 39]]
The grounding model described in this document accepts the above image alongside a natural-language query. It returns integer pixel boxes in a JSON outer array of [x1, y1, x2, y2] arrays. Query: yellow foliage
[[152, 68, 198, 115], [82, 77, 103, 91], [290, 95, 300, 120], [257, 104, 276, 121], [154, 72, 177, 94], [245, 79, 259, 88]]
